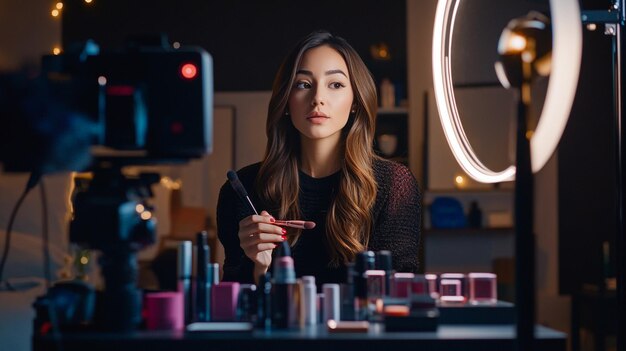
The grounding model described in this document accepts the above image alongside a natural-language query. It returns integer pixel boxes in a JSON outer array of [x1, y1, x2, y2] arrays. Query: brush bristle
[[226, 170, 238, 181]]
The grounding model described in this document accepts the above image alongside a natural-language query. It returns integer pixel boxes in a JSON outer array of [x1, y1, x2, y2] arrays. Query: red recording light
[[171, 122, 184, 134], [180, 63, 197, 79]]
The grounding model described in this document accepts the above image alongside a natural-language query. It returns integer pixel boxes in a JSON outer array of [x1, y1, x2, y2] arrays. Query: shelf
[[425, 188, 513, 194], [424, 227, 514, 235], [377, 107, 408, 114]]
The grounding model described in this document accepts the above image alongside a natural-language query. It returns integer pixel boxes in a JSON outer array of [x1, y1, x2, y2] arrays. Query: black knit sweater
[[216, 158, 421, 286]]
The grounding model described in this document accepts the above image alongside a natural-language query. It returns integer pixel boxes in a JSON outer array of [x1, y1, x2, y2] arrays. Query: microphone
[[227, 170, 259, 215]]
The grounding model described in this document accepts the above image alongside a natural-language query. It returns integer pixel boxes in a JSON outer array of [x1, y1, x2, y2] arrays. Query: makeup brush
[[274, 219, 315, 229], [226, 170, 316, 230], [274, 220, 316, 230], [227, 170, 258, 215]]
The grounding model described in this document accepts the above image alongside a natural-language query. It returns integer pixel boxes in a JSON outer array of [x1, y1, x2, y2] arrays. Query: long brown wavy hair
[[256, 31, 378, 266]]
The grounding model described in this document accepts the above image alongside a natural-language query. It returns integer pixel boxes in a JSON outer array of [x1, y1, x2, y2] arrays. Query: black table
[[34, 324, 566, 351]]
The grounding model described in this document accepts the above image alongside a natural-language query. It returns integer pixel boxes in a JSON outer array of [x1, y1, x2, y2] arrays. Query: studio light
[[432, 0, 582, 183]]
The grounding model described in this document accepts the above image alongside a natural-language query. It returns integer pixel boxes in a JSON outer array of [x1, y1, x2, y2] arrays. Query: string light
[[51, 9, 60, 17], [53, 47, 61, 55], [56, 2, 63, 10], [84, 0, 93, 4]]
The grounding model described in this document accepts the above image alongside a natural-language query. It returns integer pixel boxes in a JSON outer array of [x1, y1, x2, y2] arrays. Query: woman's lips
[[306, 112, 329, 124]]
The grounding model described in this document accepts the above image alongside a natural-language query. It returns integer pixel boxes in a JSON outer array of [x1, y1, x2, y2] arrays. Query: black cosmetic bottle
[[271, 242, 297, 329]]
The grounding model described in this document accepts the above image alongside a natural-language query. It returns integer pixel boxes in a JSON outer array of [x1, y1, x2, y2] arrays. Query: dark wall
[[62, 0, 406, 93], [558, 28, 617, 294]]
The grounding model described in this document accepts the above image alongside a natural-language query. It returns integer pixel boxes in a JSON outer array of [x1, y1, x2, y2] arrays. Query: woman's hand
[[238, 210, 286, 274]]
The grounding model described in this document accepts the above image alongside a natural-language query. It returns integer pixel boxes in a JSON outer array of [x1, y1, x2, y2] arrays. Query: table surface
[[34, 324, 567, 351]]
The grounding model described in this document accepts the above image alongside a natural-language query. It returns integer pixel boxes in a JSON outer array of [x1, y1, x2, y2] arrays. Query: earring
[[285, 110, 289, 116]]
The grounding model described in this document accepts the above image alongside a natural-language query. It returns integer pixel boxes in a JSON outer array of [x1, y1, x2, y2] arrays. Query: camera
[[1, 38, 214, 331], [1, 39, 213, 172]]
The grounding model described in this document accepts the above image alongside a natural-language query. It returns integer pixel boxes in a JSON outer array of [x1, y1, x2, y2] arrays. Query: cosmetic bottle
[[323, 284, 340, 322], [340, 263, 356, 320], [195, 231, 211, 322], [301, 276, 317, 326], [212, 282, 240, 320], [257, 272, 272, 330], [271, 242, 297, 329], [366, 270, 386, 321], [236, 284, 258, 322], [353, 251, 375, 321], [177, 241, 192, 325], [375, 250, 393, 296]]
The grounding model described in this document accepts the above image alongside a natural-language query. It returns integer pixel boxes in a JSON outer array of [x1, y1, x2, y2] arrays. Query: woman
[[217, 31, 421, 285]]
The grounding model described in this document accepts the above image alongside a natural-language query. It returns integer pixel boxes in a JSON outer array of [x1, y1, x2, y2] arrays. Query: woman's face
[[288, 45, 354, 143]]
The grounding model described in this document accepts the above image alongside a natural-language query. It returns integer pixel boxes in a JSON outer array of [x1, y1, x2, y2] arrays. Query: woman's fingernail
[[281, 228, 287, 234], [269, 217, 275, 223], [281, 235, 287, 241]]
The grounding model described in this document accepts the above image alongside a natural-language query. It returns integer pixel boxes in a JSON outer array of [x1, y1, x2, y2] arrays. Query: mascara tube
[[177, 241, 193, 325], [195, 231, 211, 322]]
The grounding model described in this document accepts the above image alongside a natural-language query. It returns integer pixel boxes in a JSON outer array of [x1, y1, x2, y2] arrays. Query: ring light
[[432, 0, 582, 183]]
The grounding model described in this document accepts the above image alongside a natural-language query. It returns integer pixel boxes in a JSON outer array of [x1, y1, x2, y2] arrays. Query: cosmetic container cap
[[375, 250, 393, 271], [275, 241, 291, 258], [302, 276, 315, 286], [354, 251, 375, 273], [196, 231, 210, 281]]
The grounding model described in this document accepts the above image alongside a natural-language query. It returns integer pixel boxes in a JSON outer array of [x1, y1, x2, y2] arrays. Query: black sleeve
[[216, 181, 255, 283], [372, 163, 422, 273]]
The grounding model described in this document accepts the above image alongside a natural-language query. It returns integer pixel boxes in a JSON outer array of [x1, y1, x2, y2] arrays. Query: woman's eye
[[330, 82, 345, 89], [295, 81, 311, 89]]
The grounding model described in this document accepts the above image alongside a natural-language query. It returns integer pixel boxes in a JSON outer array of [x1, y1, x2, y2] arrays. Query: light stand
[[513, 70, 535, 351], [581, 4, 625, 350], [495, 13, 552, 351]]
